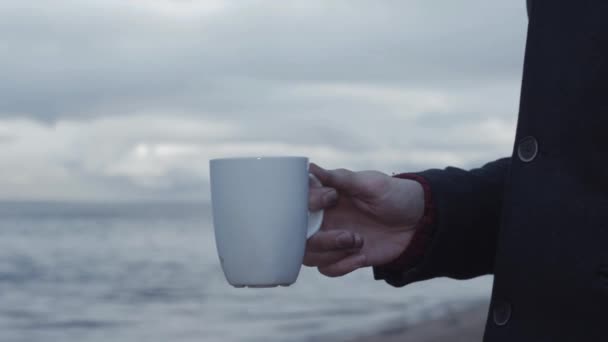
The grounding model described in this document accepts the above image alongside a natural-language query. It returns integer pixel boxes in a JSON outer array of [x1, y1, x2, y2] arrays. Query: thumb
[[310, 163, 359, 195]]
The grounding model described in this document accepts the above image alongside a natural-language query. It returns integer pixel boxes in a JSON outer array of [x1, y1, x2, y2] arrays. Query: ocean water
[[0, 201, 492, 342]]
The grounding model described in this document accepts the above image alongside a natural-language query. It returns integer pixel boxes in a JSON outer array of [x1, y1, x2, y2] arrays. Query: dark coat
[[376, 1, 608, 341]]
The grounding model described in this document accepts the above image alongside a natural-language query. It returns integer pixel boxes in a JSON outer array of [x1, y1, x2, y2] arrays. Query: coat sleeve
[[374, 157, 511, 287]]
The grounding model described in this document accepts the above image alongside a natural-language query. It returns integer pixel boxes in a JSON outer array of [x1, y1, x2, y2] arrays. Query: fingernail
[[336, 232, 354, 248], [323, 189, 338, 206]]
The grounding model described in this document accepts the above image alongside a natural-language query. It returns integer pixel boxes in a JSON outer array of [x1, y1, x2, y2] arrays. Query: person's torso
[[486, 1, 608, 341]]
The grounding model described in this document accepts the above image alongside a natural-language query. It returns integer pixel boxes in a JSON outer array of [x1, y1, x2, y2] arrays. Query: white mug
[[209, 156, 324, 288]]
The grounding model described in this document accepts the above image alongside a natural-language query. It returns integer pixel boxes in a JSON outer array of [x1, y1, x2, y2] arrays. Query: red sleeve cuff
[[373, 173, 435, 275]]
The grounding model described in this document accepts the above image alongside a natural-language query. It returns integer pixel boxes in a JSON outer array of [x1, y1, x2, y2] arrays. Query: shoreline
[[344, 300, 490, 342]]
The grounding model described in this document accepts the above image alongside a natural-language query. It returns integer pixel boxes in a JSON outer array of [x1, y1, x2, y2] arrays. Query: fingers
[[318, 253, 368, 278], [310, 163, 359, 194], [309, 173, 323, 187], [303, 230, 367, 277], [309, 186, 338, 211], [303, 249, 358, 267], [306, 230, 364, 253]]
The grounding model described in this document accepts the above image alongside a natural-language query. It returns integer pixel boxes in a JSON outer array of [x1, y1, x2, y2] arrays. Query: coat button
[[493, 300, 512, 326], [517, 136, 538, 162]]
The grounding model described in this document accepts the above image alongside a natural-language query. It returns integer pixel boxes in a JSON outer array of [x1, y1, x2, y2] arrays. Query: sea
[[0, 201, 492, 342]]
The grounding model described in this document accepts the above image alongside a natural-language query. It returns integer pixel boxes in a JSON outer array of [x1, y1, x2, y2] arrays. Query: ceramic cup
[[209, 156, 323, 288]]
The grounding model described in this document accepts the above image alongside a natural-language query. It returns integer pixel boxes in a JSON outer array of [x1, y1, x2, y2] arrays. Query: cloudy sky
[[0, 0, 528, 201]]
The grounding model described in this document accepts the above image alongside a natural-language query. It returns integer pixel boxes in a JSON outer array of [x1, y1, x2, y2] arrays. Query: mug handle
[[307, 173, 325, 239]]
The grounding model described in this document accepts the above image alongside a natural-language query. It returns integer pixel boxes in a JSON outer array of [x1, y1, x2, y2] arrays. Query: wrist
[[374, 173, 435, 278], [392, 176, 425, 229]]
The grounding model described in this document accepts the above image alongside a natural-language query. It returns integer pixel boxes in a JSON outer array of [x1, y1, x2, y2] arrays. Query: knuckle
[[333, 168, 352, 178], [323, 234, 343, 252], [307, 234, 333, 252], [308, 199, 323, 212], [308, 187, 323, 195], [307, 233, 322, 244], [316, 235, 335, 249], [320, 241, 336, 251], [308, 188, 331, 207]]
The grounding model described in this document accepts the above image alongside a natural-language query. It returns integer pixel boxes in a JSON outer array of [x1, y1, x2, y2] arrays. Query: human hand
[[306, 163, 425, 277]]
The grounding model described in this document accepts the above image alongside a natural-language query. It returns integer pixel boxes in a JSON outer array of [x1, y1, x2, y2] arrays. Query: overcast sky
[[0, 0, 528, 201]]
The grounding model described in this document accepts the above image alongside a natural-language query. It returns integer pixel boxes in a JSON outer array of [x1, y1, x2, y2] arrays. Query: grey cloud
[[0, 134, 14, 143], [412, 137, 513, 154], [0, 113, 516, 200], [215, 122, 373, 152], [0, 1, 527, 201], [414, 111, 487, 127], [0, 0, 527, 121], [64, 160, 208, 201]]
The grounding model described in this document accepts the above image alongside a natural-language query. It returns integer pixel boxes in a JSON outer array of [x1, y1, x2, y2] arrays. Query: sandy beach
[[345, 300, 490, 342]]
